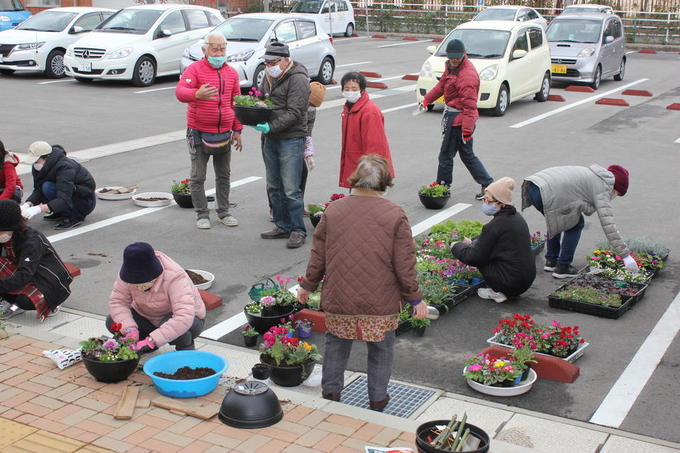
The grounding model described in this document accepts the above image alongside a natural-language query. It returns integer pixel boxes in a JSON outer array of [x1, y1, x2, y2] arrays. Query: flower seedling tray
[[395, 320, 412, 336], [486, 333, 590, 363], [548, 292, 635, 319], [431, 285, 477, 314]]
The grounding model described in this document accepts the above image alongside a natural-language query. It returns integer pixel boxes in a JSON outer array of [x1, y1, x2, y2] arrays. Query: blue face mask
[[207, 56, 226, 68], [481, 202, 500, 216]]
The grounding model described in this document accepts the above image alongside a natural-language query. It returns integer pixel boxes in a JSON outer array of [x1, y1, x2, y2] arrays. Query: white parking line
[[510, 78, 649, 128], [201, 202, 471, 340], [590, 289, 680, 427], [382, 102, 418, 114], [319, 84, 416, 109], [625, 50, 637, 55], [135, 86, 176, 94], [674, 137, 680, 144], [46, 176, 261, 244], [332, 35, 370, 44], [38, 79, 75, 84], [378, 40, 431, 48], [336, 60, 373, 68]]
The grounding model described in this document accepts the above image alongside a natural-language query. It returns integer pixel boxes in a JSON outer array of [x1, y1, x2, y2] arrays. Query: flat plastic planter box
[[486, 333, 589, 363], [548, 292, 635, 319]]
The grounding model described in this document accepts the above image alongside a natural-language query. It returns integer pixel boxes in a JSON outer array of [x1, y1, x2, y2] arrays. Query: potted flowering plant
[[295, 319, 313, 338], [170, 178, 193, 208], [418, 182, 451, 210], [530, 231, 546, 257], [462, 351, 537, 396], [80, 323, 140, 383], [586, 248, 660, 281], [233, 88, 274, 125], [242, 324, 259, 347], [409, 316, 431, 337], [259, 324, 322, 386], [308, 193, 345, 228], [244, 275, 298, 335]]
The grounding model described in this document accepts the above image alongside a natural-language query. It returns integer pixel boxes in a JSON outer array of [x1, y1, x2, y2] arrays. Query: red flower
[[110, 323, 122, 332]]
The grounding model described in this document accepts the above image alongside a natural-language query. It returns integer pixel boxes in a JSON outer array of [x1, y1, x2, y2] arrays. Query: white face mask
[[342, 90, 361, 103], [266, 64, 283, 78], [0, 232, 13, 243], [33, 162, 44, 172]]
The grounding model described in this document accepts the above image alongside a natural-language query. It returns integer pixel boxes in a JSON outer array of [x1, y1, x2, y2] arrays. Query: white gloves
[[622, 255, 639, 274], [22, 205, 42, 220], [305, 155, 315, 171]]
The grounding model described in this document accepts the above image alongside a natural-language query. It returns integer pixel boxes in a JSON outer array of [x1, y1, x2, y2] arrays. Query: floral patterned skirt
[[326, 313, 398, 342]]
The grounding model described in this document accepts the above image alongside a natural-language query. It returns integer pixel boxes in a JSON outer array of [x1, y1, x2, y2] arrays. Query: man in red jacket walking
[[176, 32, 243, 230], [422, 39, 494, 200]]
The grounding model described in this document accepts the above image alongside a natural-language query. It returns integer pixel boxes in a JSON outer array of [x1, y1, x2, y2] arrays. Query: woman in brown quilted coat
[[297, 154, 427, 412]]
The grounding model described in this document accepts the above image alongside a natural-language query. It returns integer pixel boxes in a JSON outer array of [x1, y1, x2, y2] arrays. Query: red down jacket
[[1, 153, 22, 200], [176, 58, 243, 133]]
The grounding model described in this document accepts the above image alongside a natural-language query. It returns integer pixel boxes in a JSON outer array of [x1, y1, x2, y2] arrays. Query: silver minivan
[[547, 13, 626, 89]]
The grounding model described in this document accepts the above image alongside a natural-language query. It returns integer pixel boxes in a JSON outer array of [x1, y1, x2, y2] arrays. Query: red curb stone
[[638, 49, 657, 54], [402, 36, 419, 41], [64, 262, 81, 277], [199, 289, 223, 310], [480, 346, 580, 383], [366, 81, 388, 89], [351, 34, 359, 37], [548, 94, 565, 102], [359, 71, 382, 78], [432, 38, 443, 42], [666, 103, 680, 110], [565, 85, 594, 93], [622, 89, 652, 96], [402, 74, 419, 81], [371, 34, 387, 39], [595, 98, 629, 107], [296, 309, 327, 332]]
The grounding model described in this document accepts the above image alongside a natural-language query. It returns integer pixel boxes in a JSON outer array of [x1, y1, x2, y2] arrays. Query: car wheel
[[252, 64, 265, 90], [74, 76, 93, 83], [534, 72, 550, 102], [45, 49, 66, 79], [613, 58, 625, 81], [132, 56, 156, 87], [492, 84, 509, 116], [0, 69, 15, 76], [345, 23, 354, 37], [590, 65, 601, 90], [317, 56, 334, 85]]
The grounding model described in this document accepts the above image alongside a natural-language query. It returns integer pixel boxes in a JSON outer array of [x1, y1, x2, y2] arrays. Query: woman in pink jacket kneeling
[[106, 242, 206, 353]]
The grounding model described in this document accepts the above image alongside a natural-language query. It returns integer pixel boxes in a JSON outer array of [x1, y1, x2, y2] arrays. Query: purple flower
[[260, 296, 276, 306], [103, 339, 119, 350]]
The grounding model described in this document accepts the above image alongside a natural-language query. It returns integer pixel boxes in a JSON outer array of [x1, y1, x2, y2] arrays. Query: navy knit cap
[[0, 200, 22, 231], [119, 242, 163, 284]]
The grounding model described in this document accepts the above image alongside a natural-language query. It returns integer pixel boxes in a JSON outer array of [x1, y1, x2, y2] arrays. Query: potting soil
[[185, 269, 208, 285], [153, 366, 216, 380]]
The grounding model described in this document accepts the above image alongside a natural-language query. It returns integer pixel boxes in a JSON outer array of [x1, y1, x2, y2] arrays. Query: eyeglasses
[[264, 58, 282, 66]]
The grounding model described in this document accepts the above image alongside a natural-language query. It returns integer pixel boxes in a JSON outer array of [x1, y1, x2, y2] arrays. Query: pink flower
[[467, 364, 483, 372], [103, 339, 119, 350], [615, 255, 622, 261], [260, 296, 276, 306], [503, 365, 514, 373]]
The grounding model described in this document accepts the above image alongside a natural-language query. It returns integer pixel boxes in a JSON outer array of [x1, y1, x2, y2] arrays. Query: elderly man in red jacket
[[422, 39, 494, 200], [176, 32, 243, 230]]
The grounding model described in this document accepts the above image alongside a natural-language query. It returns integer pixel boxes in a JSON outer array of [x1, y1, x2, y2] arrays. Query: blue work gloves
[[254, 123, 270, 134]]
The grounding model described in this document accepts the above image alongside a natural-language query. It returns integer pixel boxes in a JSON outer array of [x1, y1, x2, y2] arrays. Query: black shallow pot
[[309, 213, 322, 228], [416, 420, 490, 453], [173, 192, 193, 208], [244, 335, 258, 347], [234, 105, 272, 126], [83, 357, 139, 383], [260, 355, 315, 387], [419, 193, 450, 210], [245, 305, 297, 335], [413, 326, 426, 337]]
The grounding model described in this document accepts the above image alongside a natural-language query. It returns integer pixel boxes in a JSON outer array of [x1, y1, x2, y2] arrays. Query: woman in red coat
[[0, 140, 23, 202], [339, 72, 394, 188]]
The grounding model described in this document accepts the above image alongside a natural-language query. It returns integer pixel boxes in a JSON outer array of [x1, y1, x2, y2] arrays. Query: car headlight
[[106, 47, 132, 59], [479, 64, 499, 81], [183, 47, 199, 61], [420, 60, 433, 78], [577, 47, 595, 57], [16, 42, 45, 50], [226, 49, 255, 62], [0, 16, 11, 22]]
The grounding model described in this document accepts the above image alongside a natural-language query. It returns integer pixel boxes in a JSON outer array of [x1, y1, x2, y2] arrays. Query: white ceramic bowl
[[188, 269, 215, 290], [132, 192, 173, 208], [95, 186, 137, 201], [464, 367, 537, 397]]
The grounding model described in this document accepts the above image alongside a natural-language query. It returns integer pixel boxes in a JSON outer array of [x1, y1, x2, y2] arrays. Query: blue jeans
[[42, 181, 95, 221], [436, 111, 493, 187], [262, 136, 306, 234], [526, 182, 584, 265]]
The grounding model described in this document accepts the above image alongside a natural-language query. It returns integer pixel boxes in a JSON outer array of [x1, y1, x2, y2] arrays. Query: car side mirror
[[70, 25, 84, 34], [426, 45, 436, 55], [605, 35, 614, 43], [160, 28, 173, 38], [512, 49, 527, 59]]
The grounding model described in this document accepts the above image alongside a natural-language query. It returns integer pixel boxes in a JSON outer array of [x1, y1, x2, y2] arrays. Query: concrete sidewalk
[[1, 309, 679, 453]]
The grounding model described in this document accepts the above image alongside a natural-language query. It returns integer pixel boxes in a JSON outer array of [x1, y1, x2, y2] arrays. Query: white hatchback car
[[416, 21, 552, 116], [0, 7, 114, 78], [289, 0, 355, 37], [63, 4, 223, 86], [473, 6, 548, 30]]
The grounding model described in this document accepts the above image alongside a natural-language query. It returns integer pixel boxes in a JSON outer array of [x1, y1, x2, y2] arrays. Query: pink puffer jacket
[[108, 252, 206, 347], [176, 58, 243, 133]]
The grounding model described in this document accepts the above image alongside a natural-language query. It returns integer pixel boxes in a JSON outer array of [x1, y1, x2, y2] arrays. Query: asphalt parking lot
[[3, 35, 680, 444]]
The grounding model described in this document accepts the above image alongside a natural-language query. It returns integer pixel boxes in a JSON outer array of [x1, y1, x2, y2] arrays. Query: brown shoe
[[261, 228, 290, 239], [369, 394, 390, 412], [322, 392, 341, 402], [286, 231, 306, 249]]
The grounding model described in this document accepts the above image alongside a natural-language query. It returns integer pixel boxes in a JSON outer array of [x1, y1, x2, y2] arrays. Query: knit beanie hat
[[0, 200, 22, 231], [28, 141, 52, 158], [309, 82, 326, 107], [119, 242, 163, 284], [607, 164, 629, 196], [484, 177, 515, 205]]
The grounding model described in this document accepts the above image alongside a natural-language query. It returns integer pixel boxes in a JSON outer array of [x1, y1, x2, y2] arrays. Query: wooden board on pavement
[[114, 385, 140, 420], [151, 395, 219, 420]]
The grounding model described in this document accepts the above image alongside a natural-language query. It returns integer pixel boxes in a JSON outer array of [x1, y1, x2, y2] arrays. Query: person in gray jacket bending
[[521, 164, 639, 279]]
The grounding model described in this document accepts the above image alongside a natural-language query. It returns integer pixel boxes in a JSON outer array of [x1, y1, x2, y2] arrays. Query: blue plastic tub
[[143, 351, 228, 398]]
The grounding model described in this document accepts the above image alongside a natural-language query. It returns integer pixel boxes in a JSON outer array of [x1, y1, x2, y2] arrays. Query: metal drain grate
[[340, 375, 435, 418]]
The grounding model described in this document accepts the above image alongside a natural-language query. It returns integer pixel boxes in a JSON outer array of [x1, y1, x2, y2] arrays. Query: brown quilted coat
[[300, 194, 422, 317]]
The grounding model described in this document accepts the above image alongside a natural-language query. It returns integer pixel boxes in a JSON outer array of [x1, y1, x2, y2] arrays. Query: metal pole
[[365, 3, 370, 34], [665, 11, 670, 45]]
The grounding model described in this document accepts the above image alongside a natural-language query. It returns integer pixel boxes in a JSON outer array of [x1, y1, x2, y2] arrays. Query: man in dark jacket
[[22, 141, 96, 230], [0, 200, 72, 320], [255, 42, 311, 249], [451, 177, 535, 303], [421, 39, 494, 200]]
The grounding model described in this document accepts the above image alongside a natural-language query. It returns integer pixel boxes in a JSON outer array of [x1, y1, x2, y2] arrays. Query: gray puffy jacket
[[259, 62, 310, 140]]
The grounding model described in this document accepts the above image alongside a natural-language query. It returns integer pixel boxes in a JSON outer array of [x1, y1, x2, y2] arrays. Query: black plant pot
[[173, 192, 193, 209], [245, 306, 297, 335], [83, 357, 139, 383], [309, 213, 322, 228], [414, 326, 426, 337], [260, 355, 315, 387], [234, 105, 273, 126], [419, 193, 450, 210], [244, 335, 258, 347], [416, 420, 490, 453], [252, 363, 271, 380]]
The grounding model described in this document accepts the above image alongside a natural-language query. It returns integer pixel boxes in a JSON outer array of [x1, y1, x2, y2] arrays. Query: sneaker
[[218, 214, 238, 227], [196, 218, 211, 229], [0, 300, 25, 320], [544, 259, 557, 272], [475, 185, 488, 200], [47, 306, 60, 318], [477, 287, 508, 303], [43, 212, 64, 222], [261, 228, 290, 239], [552, 264, 579, 279], [54, 218, 82, 230], [286, 231, 306, 249]]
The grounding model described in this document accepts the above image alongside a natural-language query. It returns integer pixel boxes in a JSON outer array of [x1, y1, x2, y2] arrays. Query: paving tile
[[283, 445, 320, 453], [233, 433, 272, 452], [15, 380, 54, 395], [276, 419, 314, 435], [284, 405, 314, 423], [77, 419, 117, 436], [15, 402, 52, 418], [145, 407, 185, 422], [87, 390, 121, 405], [74, 397, 113, 412], [125, 448, 152, 453], [15, 413, 39, 425], [75, 445, 118, 453], [49, 383, 80, 399], [123, 426, 162, 445], [259, 426, 304, 443], [314, 432, 347, 452], [132, 413, 175, 430], [341, 437, 368, 450], [333, 447, 360, 453], [30, 374, 69, 388], [0, 368, 25, 381], [180, 439, 214, 453], [294, 428, 330, 447], [13, 429, 85, 452], [45, 404, 84, 422], [2, 408, 24, 419], [152, 431, 195, 448], [202, 432, 243, 449], [316, 421, 357, 436], [326, 414, 366, 431], [600, 436, 680, 453], [258, 438, 290, 453], [106, 421, 145, 441], [210, 423, 253, 441], [32, 395, 67, 410], [0, 417, 38, 448], [370, 427, 403, 445], [0, 387, 25, 403], [60, 407, 98, 426], [165, 415, 203, 434], [91, 436, 135, 452], [27, 417, 70, 434], [183, 420, 218, 439]]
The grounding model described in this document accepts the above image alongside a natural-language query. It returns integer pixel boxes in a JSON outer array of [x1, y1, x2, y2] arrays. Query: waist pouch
[[200, 131, 232, 149]]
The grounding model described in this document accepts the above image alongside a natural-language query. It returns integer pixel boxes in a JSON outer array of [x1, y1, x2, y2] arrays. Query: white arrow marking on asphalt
[[510, 78, 649, 128], [135, 86, 176, 94], [382, 102, 418, 114], [38, 79, 75, 84], [674, 137, 680, 143], [336, 60, 373, 68]]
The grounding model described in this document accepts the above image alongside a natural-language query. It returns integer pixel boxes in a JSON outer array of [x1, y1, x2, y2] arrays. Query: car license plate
[[77, 61, 92, 72], [435, 95, 445, 103], [551, 64, 567, 74]]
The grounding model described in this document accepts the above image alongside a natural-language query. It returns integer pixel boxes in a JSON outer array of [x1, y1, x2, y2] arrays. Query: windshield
[[0, 0, 23, 12], [474, 8, 516, 21], [216, 17, 273, 42], [291, 0, 323, 13], [438, 28, 510, 59], [547, 19, 601, 43], [565, 6, 609, 13], [96, 8, 163, 34], [16, 11, 77, 32]]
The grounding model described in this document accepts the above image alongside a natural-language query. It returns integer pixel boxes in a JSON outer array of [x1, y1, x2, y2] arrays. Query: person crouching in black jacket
[[0, 200, 73, 320], [451, 177, 536, 303], [21, 141, 96, 230]]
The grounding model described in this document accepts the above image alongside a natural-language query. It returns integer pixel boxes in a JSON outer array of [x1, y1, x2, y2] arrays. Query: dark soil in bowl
[[185, 269, 208, 285], [154, 366, 216, 380], [137, 197, 169, 202]]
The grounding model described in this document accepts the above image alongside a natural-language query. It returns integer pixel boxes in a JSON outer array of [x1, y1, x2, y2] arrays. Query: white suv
[[63, 4, 223, 86]]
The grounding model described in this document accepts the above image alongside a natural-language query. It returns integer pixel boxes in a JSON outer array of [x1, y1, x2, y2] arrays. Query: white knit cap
[[28, 141, 51, 157]]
